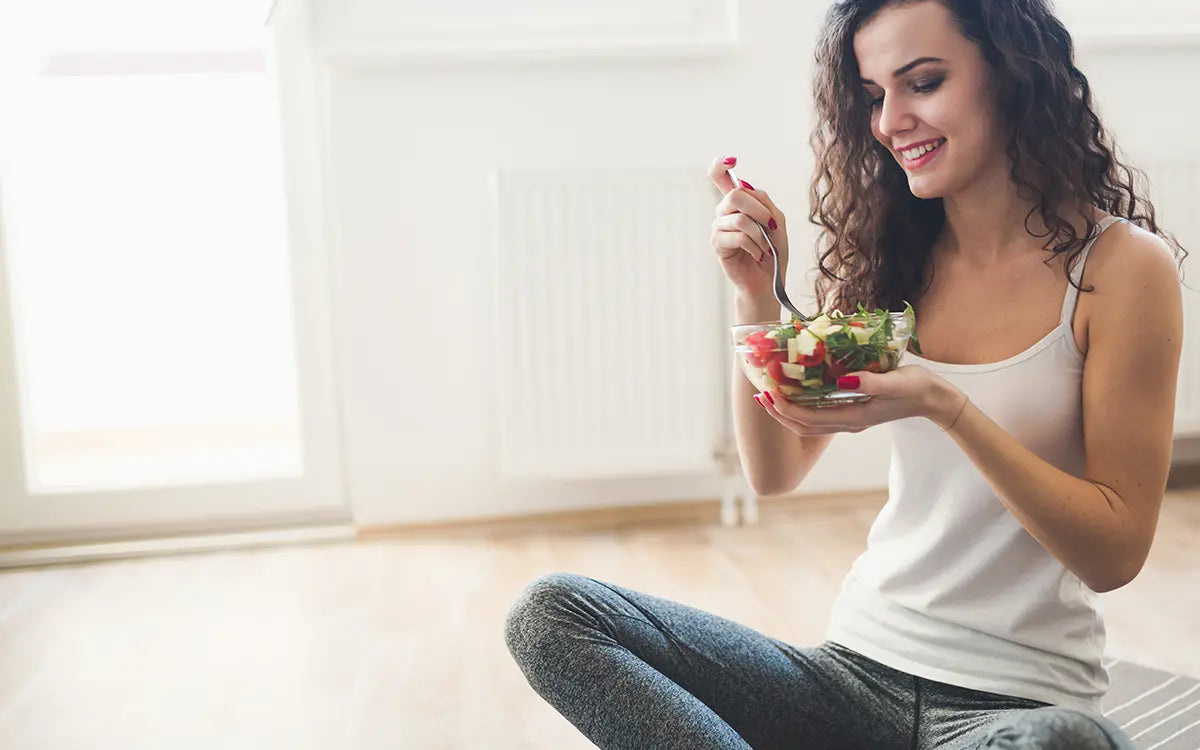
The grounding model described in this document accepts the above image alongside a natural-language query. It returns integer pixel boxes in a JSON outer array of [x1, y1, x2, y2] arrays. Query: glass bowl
[[732, 311, 913, 407]]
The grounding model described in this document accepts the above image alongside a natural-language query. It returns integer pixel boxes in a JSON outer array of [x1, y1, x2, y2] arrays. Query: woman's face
[[854, 1, 1004, 200]]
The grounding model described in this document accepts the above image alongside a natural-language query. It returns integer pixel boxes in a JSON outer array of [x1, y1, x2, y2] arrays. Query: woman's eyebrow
[[860, 56, 947, 85]]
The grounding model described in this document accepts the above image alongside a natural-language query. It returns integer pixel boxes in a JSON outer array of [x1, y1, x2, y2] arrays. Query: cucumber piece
[[780, 362, 805, 380]]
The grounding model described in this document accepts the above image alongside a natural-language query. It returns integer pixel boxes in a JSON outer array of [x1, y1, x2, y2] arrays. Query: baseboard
[[0, 523, 356, 570], [1172, 436, 1200, 465], [1168, 462, 1200, 490], [356, 488, 888, 539]]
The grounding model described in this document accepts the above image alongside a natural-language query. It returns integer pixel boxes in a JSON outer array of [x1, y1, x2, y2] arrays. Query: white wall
[[1055, 0, 1200, 36], [307, 0, 1200, 527]]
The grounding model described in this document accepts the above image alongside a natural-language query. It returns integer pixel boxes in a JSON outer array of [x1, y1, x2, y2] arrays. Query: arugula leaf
[[769, 324, 800, 342], [869, 325, 888, 348], [902, 300, 922, 356]]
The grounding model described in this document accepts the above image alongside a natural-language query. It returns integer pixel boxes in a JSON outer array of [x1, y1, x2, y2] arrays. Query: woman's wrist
[[926, 380, 970, 432], [733, 292, 781, 324]]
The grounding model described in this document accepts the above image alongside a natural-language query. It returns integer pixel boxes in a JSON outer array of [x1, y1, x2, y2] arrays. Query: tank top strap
[[1059, 215, 1124, 328]]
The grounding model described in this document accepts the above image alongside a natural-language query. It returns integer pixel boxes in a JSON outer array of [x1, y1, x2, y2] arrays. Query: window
[[0, 1, 303, 492]]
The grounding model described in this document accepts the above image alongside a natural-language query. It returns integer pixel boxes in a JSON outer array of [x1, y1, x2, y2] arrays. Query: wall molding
[[320, 30, 1200, 69], [323, 38, 738, 68], [1073, 27, 1200, 51], [315, 0, 737, 68]]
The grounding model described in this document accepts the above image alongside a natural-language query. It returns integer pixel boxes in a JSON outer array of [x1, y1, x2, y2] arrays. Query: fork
[[727, 168, 809, 322]]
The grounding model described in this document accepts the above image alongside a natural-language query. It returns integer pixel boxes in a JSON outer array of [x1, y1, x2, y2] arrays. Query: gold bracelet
[[940, 395, 969, 433]]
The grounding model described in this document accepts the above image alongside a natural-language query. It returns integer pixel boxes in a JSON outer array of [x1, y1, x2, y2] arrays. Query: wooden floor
[[0, 489, 1197, 749]]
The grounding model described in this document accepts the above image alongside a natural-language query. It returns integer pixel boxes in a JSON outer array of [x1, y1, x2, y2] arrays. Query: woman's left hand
[[754, 365, 966, 435]]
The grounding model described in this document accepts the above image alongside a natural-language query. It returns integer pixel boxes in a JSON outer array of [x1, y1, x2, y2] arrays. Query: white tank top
[[825, 215, 1125, 711]]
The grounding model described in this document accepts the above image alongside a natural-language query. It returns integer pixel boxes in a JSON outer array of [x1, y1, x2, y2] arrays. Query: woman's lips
[[898, 138, 946, 170]]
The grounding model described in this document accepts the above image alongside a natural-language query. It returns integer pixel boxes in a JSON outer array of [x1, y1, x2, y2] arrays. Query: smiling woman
[[811, 0, 1187, 316], [504, 1, 1188, 748]]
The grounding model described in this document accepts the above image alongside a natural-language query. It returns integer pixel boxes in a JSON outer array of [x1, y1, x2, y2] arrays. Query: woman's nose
[[878, 96, 917, 139]]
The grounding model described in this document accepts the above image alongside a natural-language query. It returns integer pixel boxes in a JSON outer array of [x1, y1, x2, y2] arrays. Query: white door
[[0, 1, 346, 545]]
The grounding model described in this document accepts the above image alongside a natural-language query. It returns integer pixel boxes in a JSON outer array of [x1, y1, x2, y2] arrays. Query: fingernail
[[768, 217, 778, 231], [753, 394, 765, 407], [762, 391, 775, 405], [837, 376, 860, 390], [740, 180, 755, 191], [723, 157, 737, 166]]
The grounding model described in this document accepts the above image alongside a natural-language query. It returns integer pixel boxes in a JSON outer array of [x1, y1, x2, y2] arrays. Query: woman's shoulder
[[1079, 212, 1183, 339], [1082, 211, 1179, 292]]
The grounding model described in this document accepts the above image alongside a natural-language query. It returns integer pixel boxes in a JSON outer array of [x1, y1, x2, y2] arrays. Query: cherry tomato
[[767, 359, 800, 386], [797, 339, 826, 367]]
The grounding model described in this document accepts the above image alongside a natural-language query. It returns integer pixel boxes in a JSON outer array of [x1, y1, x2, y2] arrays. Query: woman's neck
[[939, 169, 1045, 269], [937, 164, 1096, 269]]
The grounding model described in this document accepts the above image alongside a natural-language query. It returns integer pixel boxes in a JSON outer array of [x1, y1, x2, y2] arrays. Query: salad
[[736, 302, 920, 402]]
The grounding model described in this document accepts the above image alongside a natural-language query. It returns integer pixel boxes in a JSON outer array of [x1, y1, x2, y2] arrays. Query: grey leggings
[[504, 573, 1135, 749]]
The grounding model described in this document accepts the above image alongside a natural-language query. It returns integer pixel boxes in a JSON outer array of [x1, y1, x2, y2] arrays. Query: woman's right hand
[[708, 156, 790, 303]]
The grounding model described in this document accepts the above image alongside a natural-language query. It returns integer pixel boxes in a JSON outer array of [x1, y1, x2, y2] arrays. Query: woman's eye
[[865, 76, 942, 109], [911, 77, 945, 94]]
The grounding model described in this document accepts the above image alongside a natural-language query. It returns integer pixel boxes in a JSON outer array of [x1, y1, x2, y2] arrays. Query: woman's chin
[[906, 176, 946, 200]]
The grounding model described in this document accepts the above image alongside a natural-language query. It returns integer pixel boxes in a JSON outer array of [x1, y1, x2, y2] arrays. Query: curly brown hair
[[809, 0, 1188, 314]]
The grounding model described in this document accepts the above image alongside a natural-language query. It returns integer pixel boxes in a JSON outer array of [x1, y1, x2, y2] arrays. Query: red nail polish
[[762, 391, 775, 405], [768, 217, 778, 231], [837, 376, 860, 390], [753, 394, 764, 407], [740, 180, 755, 191], [723, 157, 737, 166]]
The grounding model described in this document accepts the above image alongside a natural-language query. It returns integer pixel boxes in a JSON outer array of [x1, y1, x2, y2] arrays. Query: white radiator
[[1142, 157, 1200, 436], [492, 166, 726, 478]]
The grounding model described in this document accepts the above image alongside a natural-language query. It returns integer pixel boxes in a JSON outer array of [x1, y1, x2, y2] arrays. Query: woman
[[504, 1, 1188, 747]]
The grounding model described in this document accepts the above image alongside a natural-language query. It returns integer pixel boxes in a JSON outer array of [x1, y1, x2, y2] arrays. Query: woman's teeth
[[900, 139, 945, 161]]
